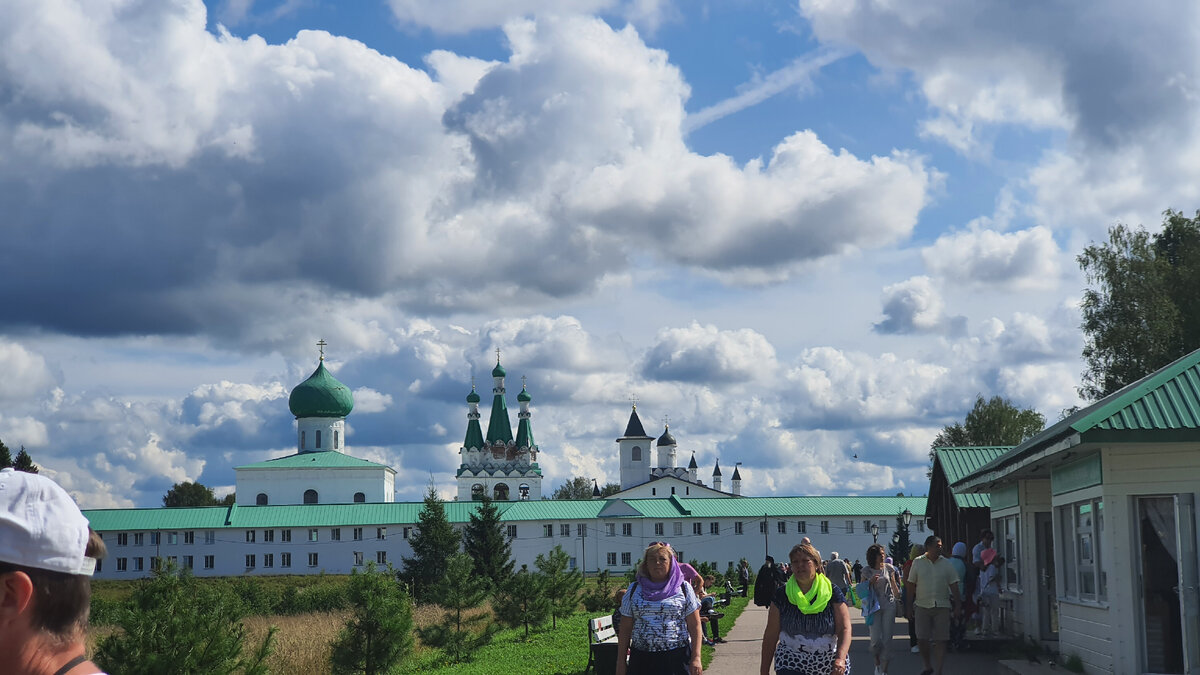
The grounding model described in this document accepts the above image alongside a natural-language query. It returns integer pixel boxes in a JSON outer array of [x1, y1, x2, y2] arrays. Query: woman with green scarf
[[760, 542, 852, 675]]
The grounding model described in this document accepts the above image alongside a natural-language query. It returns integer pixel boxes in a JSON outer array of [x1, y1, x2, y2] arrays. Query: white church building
[[82, 350, 925, 579]]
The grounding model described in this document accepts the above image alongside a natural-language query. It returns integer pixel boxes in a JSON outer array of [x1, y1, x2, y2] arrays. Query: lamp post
[[871, 522, 879, 543], [902, 509, 912, 528]]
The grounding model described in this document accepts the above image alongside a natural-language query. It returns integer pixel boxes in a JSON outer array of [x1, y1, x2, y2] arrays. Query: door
[[1035, 512, 1059, 640], [1136, 496, 1186, 674]]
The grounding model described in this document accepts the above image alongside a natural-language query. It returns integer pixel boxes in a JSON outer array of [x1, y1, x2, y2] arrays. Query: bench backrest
[[589, 615, 616, 644]]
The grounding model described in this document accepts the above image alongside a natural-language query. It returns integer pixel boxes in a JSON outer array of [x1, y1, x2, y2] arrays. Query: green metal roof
[[515, 417, 535, 449], [288, 361, 354, 419], [956, 346, 1200, 489], [236, 452, 394, 471], [83, 495, 928, 532], [934, 447, 1010, 509], [486, 391, 513, 444], [463, 418, 484, 451]]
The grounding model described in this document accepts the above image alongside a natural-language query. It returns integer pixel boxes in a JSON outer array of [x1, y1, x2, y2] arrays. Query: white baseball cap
[[0, 468, 96, 576]]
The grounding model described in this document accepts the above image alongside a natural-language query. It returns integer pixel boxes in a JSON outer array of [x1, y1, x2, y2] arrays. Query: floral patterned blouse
[[619, 580, 701, 652]]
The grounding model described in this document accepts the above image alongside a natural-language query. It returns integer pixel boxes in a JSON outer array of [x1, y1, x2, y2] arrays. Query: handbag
[[846, 583, 861, 608]]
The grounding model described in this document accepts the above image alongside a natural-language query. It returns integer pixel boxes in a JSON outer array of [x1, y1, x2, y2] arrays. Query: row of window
[[244, 527, 403, 543], [115, 555, 216, 571], [257, 491, 367, 506], [991, 497, 1107, 604], [559, 519, 923, 538], [299, 429, 339, 450], [115, 531, 212, 546]]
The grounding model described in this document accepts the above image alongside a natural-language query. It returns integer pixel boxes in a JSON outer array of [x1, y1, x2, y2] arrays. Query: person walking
[[901, 544, 923, 653], [754, 556, 781, 607], [905, 536, 962, 675], [0, 467, 109, 675], [826, 552, 850, 592], [862, 543, 900, 675], [616, 542, 703, 675], [852, 559, 864, 584], [738, 559, 751, 598], [759, 542, 852, 675]]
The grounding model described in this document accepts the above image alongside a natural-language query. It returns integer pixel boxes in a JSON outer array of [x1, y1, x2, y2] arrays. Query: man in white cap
[[0, 467, 107, 675]]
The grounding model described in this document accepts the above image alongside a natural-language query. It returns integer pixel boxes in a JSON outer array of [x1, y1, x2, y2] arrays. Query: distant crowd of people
[[613, 527, 1000, 675]]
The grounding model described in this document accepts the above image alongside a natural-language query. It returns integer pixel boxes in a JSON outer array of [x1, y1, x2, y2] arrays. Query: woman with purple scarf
[[616, 542, 704, 675]]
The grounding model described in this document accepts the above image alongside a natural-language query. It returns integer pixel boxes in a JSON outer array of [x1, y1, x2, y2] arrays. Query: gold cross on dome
[[496, 347, 502, 364], [629, 393, 639, 410], [317, 339, 327, 360], [521, 375, 527, 389]]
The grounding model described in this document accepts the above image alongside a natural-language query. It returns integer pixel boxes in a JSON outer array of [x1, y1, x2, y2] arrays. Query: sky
[[2, 0, 1198, 508]]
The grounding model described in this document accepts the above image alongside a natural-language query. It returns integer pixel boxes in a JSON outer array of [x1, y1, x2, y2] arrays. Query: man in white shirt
[[905, 535, 962, 675]]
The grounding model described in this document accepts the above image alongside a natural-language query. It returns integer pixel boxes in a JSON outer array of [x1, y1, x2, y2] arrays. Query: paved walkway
[[706, 603, 1008, 675]]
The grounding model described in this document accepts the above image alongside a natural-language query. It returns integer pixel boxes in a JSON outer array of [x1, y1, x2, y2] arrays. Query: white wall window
[[820, 521, 829, 534], [543, 524, 554, 538], [205, 530, 215, 544], [308, 528, 319, 542], [711, 522, 720, 535], [183, 555, 193, 569], [353, 527, 363, 541], [281, 553, 291, 568], [331, 528, 341, 541], [151, 532, 160, 546], [606, 552, 617, 566], [245, 530, 255, 543], [917, 519, 926, 532], [622, 523, 633, 537], [376, 551, 387, 564], [863, 520, 872, 532], [117, 558, 127, 571], [778, 522, 786, 534], [578, 524, 587, 537], [377, 527, 387, 540], [315, 430, 321, 449], [308, 552, 319, 567], [1057, 498, 1105, 602], [117, 533, 128, 546], [134, 557, 144, 571], [561, 524, 571, 537], [878, 520, 888, 532], [621, 552, 632, 566], [264, 530, 274, 543], [184, 531, 194, 545], [654, 523, 664, 536], [167, 532, 178, 545], [673, 522, 683, 536], [631, 446, 641, 461], [693, 522, 702, 535], [507, 524, 518, 538], [354, 551, 364, 566], [134, 533, 144, 546], [798, 521, 806, 534], [334, 430, 339, 449], [281, 529, 291, 543], [203, 555, 214, 569], [606, 523, 616, 537], [245, 555, 255, 569], [735, 522, 743, 535], [263, 553, 274, 568], [845, 520, 854, 534]]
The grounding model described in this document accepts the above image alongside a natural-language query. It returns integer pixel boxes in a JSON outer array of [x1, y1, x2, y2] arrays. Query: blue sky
[[2, 0, 1197, 507]]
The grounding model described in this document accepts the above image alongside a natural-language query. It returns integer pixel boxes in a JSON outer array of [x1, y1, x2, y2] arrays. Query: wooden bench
[[586, 614, 620, 675]]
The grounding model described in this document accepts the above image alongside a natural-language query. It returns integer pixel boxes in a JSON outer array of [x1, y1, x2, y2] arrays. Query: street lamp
[[870, 522, 879, 543], [902, 509, 912, 527]]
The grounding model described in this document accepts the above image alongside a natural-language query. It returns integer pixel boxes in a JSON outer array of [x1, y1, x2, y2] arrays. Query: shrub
[[416, 554, 498, 664], [329, 563, 414, 675], [581, 570, 616, 612]]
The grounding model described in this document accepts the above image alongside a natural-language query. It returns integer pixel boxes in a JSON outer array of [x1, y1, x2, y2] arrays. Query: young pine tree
[[329, 563, 415, 675], [535, 545, 583, 629], [95, 563, 274, 675], [417, 553, 499, 663], [493, 565, 552, 640], [13, 446, 38, 473], [0, 438, 11, 469], [462, 495, 514, 590], [400, 483, 461, 601]]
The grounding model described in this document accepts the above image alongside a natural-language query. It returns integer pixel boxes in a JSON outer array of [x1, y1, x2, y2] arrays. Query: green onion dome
[[517, 386, 531, 402], [288, 361, 354, 418], [467, 388, 481, 403], [492, 362, 507, 378]]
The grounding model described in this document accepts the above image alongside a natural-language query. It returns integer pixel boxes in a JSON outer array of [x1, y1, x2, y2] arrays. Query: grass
[[88, 579, 757, 674]]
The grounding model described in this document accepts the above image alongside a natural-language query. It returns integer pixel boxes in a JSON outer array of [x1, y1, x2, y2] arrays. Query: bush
[[1062, 653, 1085, 673], [88, 596, 126, 627], [330, 563, 414, 675], [94, 564, 274, 675], [581, 570, 616, 612]]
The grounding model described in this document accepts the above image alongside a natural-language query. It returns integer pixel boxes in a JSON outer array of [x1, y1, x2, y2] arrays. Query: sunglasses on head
[[650, 541, 671, 548]]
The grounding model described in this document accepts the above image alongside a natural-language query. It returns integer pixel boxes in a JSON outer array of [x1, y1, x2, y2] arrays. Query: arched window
[[256, 493, 268, 506], [471, 484, 485, 500], [519, 483, 530, 500], [304, 489, 318, 504], [631, 446, 642, 461], [300, 431, 306, 450], [353, 492, 365, 503], [315, 430, 322, 449], [493, 483, 510, 501], [334, 430, 340, 449]]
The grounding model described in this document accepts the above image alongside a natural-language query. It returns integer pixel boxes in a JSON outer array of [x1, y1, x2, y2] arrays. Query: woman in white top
[[862, 543, 900, 675], [616, 542, 703, 675]]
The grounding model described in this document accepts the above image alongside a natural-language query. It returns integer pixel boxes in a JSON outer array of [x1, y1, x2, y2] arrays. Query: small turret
[[486, 354, 513, 445], [656, 424, 677, 468], [712, 459, 722, 492], [515, 378, 535, 452], [618, 404, 654, 489], [731, 464, 742, 496], [463, 383, 484, 451], [592, 479, 601, 499], [688, 452, 698, 482]]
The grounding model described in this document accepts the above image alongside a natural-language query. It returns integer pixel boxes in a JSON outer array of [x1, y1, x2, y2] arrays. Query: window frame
[[1055, 495, 1106, 603]]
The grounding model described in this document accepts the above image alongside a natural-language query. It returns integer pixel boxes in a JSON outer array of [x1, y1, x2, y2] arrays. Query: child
[[974, 548, 1004, 635]]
